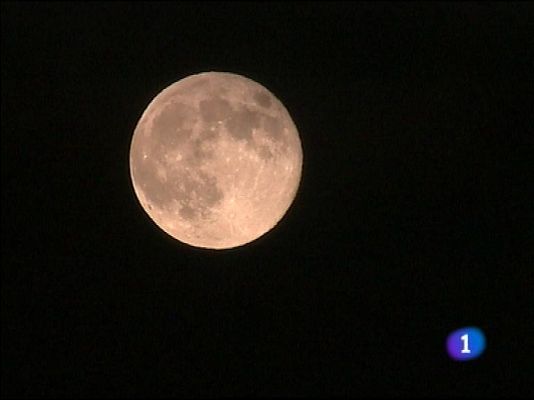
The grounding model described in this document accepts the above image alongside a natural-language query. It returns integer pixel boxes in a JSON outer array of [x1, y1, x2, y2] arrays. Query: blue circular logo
[[446, 327, 486, 361]]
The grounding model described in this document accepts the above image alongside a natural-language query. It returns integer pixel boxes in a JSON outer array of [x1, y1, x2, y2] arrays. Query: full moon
[[129, 72, 303, 249]]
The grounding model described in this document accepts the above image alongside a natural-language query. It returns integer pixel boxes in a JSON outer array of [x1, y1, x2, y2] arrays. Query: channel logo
[[446, 326, 486, 361]]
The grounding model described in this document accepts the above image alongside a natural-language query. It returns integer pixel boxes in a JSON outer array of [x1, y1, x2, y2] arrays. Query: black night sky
[[2, 2, 532, 397]]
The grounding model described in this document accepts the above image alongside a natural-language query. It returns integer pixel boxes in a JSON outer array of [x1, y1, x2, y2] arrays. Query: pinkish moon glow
[[129, 72, 303, 249]]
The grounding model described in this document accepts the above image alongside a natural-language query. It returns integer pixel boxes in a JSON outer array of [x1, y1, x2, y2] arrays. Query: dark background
[[2, 2, 532, 397]]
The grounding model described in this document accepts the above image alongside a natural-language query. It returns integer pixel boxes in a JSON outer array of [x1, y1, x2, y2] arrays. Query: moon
[[129, 72, 303, 249]]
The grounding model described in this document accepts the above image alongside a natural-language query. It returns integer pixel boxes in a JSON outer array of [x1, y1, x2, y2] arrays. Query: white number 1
[[461, 334, 471, 353]]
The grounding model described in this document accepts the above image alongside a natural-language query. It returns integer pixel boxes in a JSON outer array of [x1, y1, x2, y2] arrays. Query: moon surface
[[129, 72, 303, 249]]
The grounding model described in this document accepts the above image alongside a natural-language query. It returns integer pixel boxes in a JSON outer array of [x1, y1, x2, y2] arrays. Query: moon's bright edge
[[129, 72, 303, 249]]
